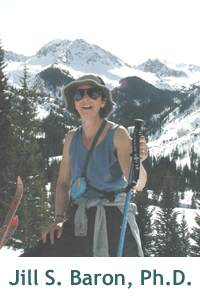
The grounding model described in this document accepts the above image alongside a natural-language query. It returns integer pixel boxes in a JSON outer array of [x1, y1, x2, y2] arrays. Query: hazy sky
[[0, 0, 200, 66]]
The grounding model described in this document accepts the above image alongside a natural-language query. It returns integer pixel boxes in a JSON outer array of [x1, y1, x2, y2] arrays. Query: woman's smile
[[82, 105, 92, 110]]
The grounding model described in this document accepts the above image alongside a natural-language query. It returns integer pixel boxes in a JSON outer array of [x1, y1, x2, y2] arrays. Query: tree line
[[132, 171, 200, 257]]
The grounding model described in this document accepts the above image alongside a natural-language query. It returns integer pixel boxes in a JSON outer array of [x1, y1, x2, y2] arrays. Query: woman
[[21, 74, 148, 257]]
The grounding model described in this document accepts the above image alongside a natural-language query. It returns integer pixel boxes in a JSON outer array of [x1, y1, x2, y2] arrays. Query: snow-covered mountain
[[137, 59, 188, 78], [3, 38, 200, 165], [4, 38, 200, 91], [4, 38, 135, 89], [136, 59, 200, 91], [4, 51, 27, 62]]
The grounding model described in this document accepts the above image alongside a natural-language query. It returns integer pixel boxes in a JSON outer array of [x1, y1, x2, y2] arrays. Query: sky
[[0, 0, 200, 66]]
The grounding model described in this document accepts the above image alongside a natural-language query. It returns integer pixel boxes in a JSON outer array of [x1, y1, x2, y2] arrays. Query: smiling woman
[[20, 74, 148, 257], [63, 75, 115, 119], [73, 85, 107, 120]]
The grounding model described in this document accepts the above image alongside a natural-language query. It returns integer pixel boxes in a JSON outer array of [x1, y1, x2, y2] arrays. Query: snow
[[4, 38, 200, 92], [150, 206, 199, 237], [0, 247, 23, 257], [148, 90, 200, 166], [36, 104, 50, 120], [176, 208, 199, 231], [48, 155, 62, 166]]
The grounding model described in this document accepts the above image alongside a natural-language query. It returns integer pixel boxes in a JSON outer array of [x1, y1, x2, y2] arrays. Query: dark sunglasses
[[73, 87, 102, 101]]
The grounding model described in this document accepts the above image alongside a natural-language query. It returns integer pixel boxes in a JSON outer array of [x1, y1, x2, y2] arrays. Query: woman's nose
[[82, 90, 90, 99]]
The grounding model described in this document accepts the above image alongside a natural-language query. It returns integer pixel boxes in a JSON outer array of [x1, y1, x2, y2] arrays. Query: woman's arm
[[42, 129, 75, 244], [55, 130, 75, 217], [113, 126, 148, 191]]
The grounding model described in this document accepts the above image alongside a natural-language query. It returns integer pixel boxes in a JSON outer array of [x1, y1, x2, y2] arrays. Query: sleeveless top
[[69, 123, 128, 198]]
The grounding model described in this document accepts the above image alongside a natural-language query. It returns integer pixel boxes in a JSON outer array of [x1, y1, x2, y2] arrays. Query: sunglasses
[[73, 87, 102, 101]]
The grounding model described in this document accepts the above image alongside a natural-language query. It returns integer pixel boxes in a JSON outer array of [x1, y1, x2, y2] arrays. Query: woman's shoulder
[[109, 122, 130, 151], [64, 128, 78, 149], [107, 121, 129, 136], [66, 127, 77, 138]]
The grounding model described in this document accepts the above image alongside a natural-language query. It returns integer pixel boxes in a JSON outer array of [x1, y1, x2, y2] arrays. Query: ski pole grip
[[131, 119, 145, 185]]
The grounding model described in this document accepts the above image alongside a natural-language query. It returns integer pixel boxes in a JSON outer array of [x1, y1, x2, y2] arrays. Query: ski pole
[[117, 119, 145, 257]]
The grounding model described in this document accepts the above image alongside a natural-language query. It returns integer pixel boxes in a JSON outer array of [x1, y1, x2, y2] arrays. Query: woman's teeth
[[82, 106, 92, 109]]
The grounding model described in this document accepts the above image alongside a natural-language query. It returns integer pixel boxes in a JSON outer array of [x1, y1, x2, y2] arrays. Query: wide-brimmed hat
[[62, 74, 116, 118]]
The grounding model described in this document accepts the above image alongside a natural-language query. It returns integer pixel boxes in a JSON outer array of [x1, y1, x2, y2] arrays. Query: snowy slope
[[137, 59, 200, 91], [148, 88, 200, 166]]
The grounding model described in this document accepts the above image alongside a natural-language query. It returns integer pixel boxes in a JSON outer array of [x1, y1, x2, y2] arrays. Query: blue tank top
[[69, 123, 128, 198]]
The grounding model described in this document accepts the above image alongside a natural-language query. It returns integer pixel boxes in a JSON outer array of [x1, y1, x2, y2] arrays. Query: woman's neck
[[81, 117, 104, 141]]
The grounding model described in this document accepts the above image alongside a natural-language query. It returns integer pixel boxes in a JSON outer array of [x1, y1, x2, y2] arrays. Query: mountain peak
[[36, 39, 70, 57], [4, 51, 26, 62], [73, 38, 88, 44], [137, 59, 188, 78]]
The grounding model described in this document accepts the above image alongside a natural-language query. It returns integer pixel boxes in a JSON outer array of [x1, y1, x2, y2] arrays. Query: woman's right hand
[[42, 219, 64, 244]]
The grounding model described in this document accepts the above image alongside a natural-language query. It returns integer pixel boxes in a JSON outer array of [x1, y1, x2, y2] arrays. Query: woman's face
[[74, 85, 106, 119]]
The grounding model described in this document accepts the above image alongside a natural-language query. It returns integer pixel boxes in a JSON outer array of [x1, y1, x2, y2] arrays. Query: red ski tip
[[17, 176, 23, 186]]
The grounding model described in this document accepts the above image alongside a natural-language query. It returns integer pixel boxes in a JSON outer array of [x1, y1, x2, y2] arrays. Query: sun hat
[[62, 74, 116, 118]]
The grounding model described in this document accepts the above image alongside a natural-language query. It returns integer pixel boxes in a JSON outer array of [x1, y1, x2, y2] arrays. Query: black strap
[[81, 119, 107, 178], [86, 183, 125, 202]]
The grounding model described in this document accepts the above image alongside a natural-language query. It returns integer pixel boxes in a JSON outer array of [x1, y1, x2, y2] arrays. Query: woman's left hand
[[129, 136, 148, 162]]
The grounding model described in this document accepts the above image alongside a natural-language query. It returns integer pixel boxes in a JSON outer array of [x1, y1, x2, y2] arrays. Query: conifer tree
[[191, 192, 197, 209], [5, 64, 51, 250], [196, 160, 200, 192], [131, 189, 153, 256], [0, 38, 12, 222], [190, 198, 200, 256], [178, 211, 190, 257], [152, 171, 181, 256], [46, 159, 61, 219]]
